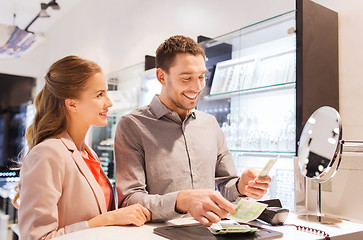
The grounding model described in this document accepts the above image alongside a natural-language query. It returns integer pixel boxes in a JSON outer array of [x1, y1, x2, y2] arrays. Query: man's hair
[[155, 35, 205, 73]]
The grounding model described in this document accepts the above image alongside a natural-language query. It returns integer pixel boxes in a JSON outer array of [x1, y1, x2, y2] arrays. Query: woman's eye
[[97, 93, 103, 97]]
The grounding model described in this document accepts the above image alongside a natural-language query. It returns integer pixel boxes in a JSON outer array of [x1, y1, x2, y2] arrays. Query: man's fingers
[[203, 201, 228, 219], [198, 216, 212, 226], [210, 193, 236, 214], [245, 185, 268, 199], [203, 211, 222, 224], [255, 175, 272, 183], [248, 181, 270, 190]]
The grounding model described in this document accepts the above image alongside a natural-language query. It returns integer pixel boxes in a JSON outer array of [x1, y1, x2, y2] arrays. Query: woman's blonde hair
[[26, 55, 101, 150]]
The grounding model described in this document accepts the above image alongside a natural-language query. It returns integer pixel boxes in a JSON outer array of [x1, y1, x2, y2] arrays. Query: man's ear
[[156, 68, 167, 87], [64, 99, 78, 113]]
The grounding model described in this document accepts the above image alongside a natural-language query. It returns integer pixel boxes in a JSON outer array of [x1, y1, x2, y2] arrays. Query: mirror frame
[[297, 106, 343, 183]]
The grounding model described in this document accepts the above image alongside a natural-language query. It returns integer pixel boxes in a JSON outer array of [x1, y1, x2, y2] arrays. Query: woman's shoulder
[[32, 137, 67, 152], [25, 138, 70, 163]]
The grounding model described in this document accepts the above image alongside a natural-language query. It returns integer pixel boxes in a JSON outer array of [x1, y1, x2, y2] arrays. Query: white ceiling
[[0, 0, 82, 33]]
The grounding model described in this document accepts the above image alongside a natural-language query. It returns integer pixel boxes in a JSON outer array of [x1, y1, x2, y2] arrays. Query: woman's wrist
[[88, 212, 113, 228]]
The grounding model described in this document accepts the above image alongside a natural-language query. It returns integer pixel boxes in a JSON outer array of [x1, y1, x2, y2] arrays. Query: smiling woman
[[15, 55, 151, 240]]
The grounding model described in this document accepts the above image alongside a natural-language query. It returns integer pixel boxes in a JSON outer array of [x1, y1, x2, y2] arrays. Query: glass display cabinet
[[197, 0, 338, 210]]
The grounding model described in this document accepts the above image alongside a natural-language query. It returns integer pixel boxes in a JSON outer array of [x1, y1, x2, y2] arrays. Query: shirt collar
[[149, 95, 197, 120]]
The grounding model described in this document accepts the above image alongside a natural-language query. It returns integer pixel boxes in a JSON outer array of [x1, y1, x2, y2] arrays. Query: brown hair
[[25, 55, 101, 150], [155, 35, 205, 73]]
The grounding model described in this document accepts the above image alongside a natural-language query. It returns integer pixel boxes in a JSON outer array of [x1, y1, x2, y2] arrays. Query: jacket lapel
[[60, 132, 107, 214], [87, 147, 116, 210]]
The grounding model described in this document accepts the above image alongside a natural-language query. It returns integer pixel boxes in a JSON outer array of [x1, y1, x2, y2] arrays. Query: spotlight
[[39, 3, 50, 18], [24, 0, 60, 32], [48, 0, 60, 10]]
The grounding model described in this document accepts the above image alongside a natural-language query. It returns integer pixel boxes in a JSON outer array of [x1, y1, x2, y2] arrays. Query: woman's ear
[[156, 68, 167, 86], [64, 99, 78, 113]]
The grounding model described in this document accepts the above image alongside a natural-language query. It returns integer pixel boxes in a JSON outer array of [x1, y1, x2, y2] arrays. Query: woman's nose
[[106, 95, 113, 107]]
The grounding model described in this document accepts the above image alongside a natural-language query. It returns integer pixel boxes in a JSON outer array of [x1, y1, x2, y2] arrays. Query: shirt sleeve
[[214, 118, 242, 202], [18, 144, 89, 240], [114, 116, 183, 221]]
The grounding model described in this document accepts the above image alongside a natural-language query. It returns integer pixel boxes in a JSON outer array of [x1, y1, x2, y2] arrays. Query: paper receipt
[[259, 155, 279, 177]]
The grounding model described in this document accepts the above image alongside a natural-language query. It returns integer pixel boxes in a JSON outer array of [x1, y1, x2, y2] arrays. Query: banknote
[[259, 155, 280, 177], [208, 219, 258, 235], [229, 198, 268, 223]]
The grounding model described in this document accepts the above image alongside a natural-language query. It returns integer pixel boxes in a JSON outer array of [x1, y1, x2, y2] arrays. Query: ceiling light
[[39, 3, 50, 18], [0, 0, 60, 58], [25, 0, 60, 31], [48, 0, 60, 10]]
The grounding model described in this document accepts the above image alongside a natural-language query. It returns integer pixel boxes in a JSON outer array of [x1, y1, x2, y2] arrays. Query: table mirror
[[297, 106, 363, 224]]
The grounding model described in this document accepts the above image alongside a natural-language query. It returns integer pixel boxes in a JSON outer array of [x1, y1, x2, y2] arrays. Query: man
[[114, 35, 271, 226]]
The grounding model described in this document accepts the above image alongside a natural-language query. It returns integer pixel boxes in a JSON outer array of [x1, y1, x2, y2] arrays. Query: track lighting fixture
[[25, 0, 60, 32], [0, 0, 60, 57]]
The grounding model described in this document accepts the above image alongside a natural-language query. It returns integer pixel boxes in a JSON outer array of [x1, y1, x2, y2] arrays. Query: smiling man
[[114, 35, 271, 226]]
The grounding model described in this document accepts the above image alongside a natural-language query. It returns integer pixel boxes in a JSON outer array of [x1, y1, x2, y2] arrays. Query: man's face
[[157, 53, 208, 119]]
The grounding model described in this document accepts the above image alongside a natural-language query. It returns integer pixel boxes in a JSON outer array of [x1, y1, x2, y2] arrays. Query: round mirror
[[297, 106, 342, 183]]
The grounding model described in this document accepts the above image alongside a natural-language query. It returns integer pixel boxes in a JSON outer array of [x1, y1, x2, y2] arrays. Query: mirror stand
[[298, 182, 341, 224], [298, 140, 363, 224], [297, 106, 363, 224], [341, 140, 363, 153]]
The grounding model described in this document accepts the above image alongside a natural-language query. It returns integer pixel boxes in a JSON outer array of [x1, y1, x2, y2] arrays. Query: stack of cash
[[208, 198, 268, 235], [208, 219, 258, 235], [229, 198, 268, 223]]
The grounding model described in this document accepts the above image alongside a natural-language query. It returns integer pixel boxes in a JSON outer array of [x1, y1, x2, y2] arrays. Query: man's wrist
[[235, 178, 247, 197], [175, 190, 188, 214]]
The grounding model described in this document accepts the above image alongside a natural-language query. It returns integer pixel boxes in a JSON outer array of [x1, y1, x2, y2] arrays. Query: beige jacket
[[18, 132, 114, 240]]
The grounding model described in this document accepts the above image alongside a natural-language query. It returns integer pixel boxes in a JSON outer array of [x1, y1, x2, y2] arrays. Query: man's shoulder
[[123, 105, 154, 119], [117, 105, 156, 128], [194, 110, 218, 121]]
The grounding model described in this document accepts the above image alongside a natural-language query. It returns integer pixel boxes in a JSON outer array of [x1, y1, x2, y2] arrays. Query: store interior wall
[[0, 0, 362, 141]]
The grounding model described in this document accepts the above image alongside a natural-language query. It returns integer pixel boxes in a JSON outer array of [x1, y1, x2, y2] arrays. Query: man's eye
[[97, 93, 103, 97], [182, 77, 191, 81]]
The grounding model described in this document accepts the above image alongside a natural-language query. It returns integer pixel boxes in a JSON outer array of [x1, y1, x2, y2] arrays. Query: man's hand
[[237, 168, 271, 199], [175, 189, 237, 226]]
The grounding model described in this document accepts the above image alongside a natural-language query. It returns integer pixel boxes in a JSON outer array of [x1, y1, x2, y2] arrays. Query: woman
[[17, 55, 150, 240]]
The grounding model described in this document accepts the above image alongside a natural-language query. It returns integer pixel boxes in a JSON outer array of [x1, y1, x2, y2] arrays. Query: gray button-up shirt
[[114, 96, 240, 221]]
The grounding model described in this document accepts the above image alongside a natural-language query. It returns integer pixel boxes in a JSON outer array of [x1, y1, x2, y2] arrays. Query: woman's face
[[74, 71, 113, 127]]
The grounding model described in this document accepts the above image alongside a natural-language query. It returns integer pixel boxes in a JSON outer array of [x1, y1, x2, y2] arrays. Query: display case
[[197, 0, 338, 210]]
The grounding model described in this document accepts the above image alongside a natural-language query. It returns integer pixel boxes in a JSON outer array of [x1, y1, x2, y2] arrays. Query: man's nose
[[191, 78, 204, 92]]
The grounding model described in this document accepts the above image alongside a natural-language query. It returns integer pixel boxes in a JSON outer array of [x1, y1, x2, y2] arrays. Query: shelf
[[229, 149, 295, 157], [203, 82, 295, 101], [97, 145, 113, 151]]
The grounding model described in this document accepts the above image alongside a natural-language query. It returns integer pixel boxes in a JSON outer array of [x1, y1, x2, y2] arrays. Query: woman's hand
[[112, 204, 151, 226], [88, 203, 151, 228]]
